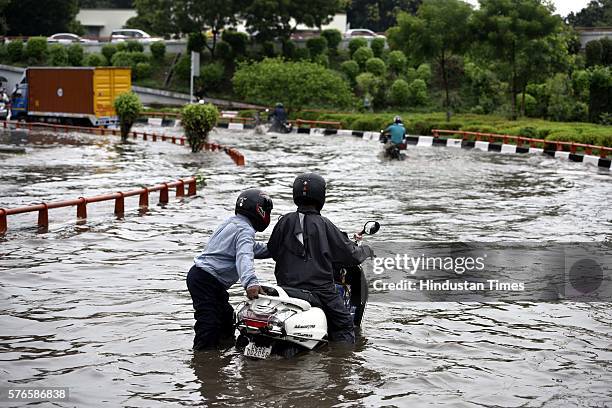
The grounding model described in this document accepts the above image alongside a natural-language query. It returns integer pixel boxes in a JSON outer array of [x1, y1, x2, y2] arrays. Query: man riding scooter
[[380, 116, 407, 160], [267, 102, 293, 133]]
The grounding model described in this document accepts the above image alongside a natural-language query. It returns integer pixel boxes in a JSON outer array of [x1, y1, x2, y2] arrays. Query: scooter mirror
[[363, 221, 380, 235]]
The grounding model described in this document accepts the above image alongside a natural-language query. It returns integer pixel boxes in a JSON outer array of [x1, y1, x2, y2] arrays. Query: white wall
[[578, 29, 612, 49], [77, 9, 138, 38]]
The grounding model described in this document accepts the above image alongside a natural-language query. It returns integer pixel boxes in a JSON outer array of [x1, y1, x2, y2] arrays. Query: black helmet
[[293, 173, 326, 211], [235, 189, 273, 232]]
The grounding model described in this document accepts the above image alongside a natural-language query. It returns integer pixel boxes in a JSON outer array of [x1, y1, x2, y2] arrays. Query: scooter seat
[[281, 287, 324, 309]]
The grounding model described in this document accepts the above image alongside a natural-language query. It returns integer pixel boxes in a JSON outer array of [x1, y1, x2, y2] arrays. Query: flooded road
[[1, 126, 611, 407]]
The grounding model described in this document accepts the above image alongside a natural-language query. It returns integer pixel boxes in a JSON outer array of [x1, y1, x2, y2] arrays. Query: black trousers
[[313, 289, 355, 344], [186, 265, 234, 350]]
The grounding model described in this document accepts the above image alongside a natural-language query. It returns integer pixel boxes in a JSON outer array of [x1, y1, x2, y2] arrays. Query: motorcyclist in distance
[[381, 116, 407, 158], [268, 102, 289, 133]]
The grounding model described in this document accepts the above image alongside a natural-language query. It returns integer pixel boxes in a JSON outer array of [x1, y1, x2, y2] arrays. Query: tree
[[232, 58, 354, 109], [472, 0, 562, 120], [241, 0, 341, 45], [125, 0, 177, 36], [347, 0, 422, 32], [566, 0, 612, 27], [5, 0, 79, 36], [392, 0, 473, 121], [181, 103, 219, 152], [174, 0, 245, 57], [113, 92, 143, 141]]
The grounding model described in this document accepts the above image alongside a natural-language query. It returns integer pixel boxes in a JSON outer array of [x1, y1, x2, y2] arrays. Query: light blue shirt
[[385, 123, 406, 144], [194, 215, 270, 289]]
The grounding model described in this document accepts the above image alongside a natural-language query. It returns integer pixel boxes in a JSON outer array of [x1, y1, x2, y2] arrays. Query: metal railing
[[0, 177, 197, 235], [432, 129, 611, 158]]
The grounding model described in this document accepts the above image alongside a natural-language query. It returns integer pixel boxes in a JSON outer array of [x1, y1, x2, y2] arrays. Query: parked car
[[110, 29, 162, 43], [344, 29, 385, 39], [47, 33, 95, 44]]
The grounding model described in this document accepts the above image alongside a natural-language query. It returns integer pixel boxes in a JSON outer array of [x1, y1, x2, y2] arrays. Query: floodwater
[[0, 125, 611, 407]]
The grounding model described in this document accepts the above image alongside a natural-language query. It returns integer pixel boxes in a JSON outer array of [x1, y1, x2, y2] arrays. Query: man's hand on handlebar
[[246, 285, 264, 300]]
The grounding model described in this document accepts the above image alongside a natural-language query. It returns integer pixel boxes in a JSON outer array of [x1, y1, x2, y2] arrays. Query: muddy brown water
[[1, 126, 611, 407]]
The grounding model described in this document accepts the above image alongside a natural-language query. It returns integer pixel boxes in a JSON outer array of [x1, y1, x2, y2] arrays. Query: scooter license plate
[[244, 342, 272, 359]]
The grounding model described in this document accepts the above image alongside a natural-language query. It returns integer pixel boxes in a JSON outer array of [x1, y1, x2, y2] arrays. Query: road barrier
[[0, 177, 197, 235], [432, 129, 611, 158], [0, 120, 246, 165]]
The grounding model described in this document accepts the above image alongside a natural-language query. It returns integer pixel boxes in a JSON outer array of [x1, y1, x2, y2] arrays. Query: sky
[[464, 0, 590, 17]]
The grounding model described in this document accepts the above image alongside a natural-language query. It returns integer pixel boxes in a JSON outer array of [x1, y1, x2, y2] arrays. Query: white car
[[47, 33, 95, 44], [110, 29, 162, 43], [344, 29, 385, 39]]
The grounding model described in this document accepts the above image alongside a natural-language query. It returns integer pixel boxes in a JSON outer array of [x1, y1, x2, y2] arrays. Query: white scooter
[[235, 221, 380, 359]]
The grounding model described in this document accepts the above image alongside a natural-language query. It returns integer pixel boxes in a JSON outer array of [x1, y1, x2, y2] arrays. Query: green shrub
[[601, 37, 612, 66], [366, 57, 386, 76], [321, 29, 342, 51], [181, 102, 219, 152], [134, 62, 152, 79], [588, 66, 611, 123], [200, 62, 224, 91], [523, 93, 537, 117], [67, 44, 84, 66], [111, 51, 133, 67], [416, 63, 432, 84], [388, 50, 406, 75], [130, 51, 149, 64], [388, 79, 410, 106], [313, 53, 329, 67], [585, 40, 603, 67], [352, 116, 386, 131], [150, 41, 166, 60], [116, 42, 128, 52], [356, 72, 382, 95], [340, 60, 360, 82], [349, 37, 368, 56], [48, 44, 69, 66], [101, 44, 117, 62], [83, 53, 107, 66], [573, 101, 589, 122], [126, 40, 144, 52], [7, 41, 23, 62], [408, 79, 428, 106], [282, 40, 296, 58], [352, 46, 374, 68], [173, 54, 191, 80], [293, 47, 310, 61], [222, 30, 249, 56], [188, 32, 206, 53], [25, 37, 47, 64], [215, 41, 233, 61], [113, 92, 143, 141], [306, 36, 328, 56], [232, 58, 354, 109], [370, 37, 385, 58]]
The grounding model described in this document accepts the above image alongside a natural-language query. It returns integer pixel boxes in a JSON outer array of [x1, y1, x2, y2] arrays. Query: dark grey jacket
[[267, 207, 374, 292]]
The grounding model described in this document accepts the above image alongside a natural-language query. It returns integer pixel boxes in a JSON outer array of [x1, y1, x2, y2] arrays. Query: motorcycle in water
[[268, 118, 293, 134], [379, 130, 406, 161], [265, 108, 293, 134], [235, 221, 380, 359]]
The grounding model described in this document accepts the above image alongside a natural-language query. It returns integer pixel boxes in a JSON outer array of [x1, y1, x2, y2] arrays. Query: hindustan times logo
[[372, 253, 487, 275]]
